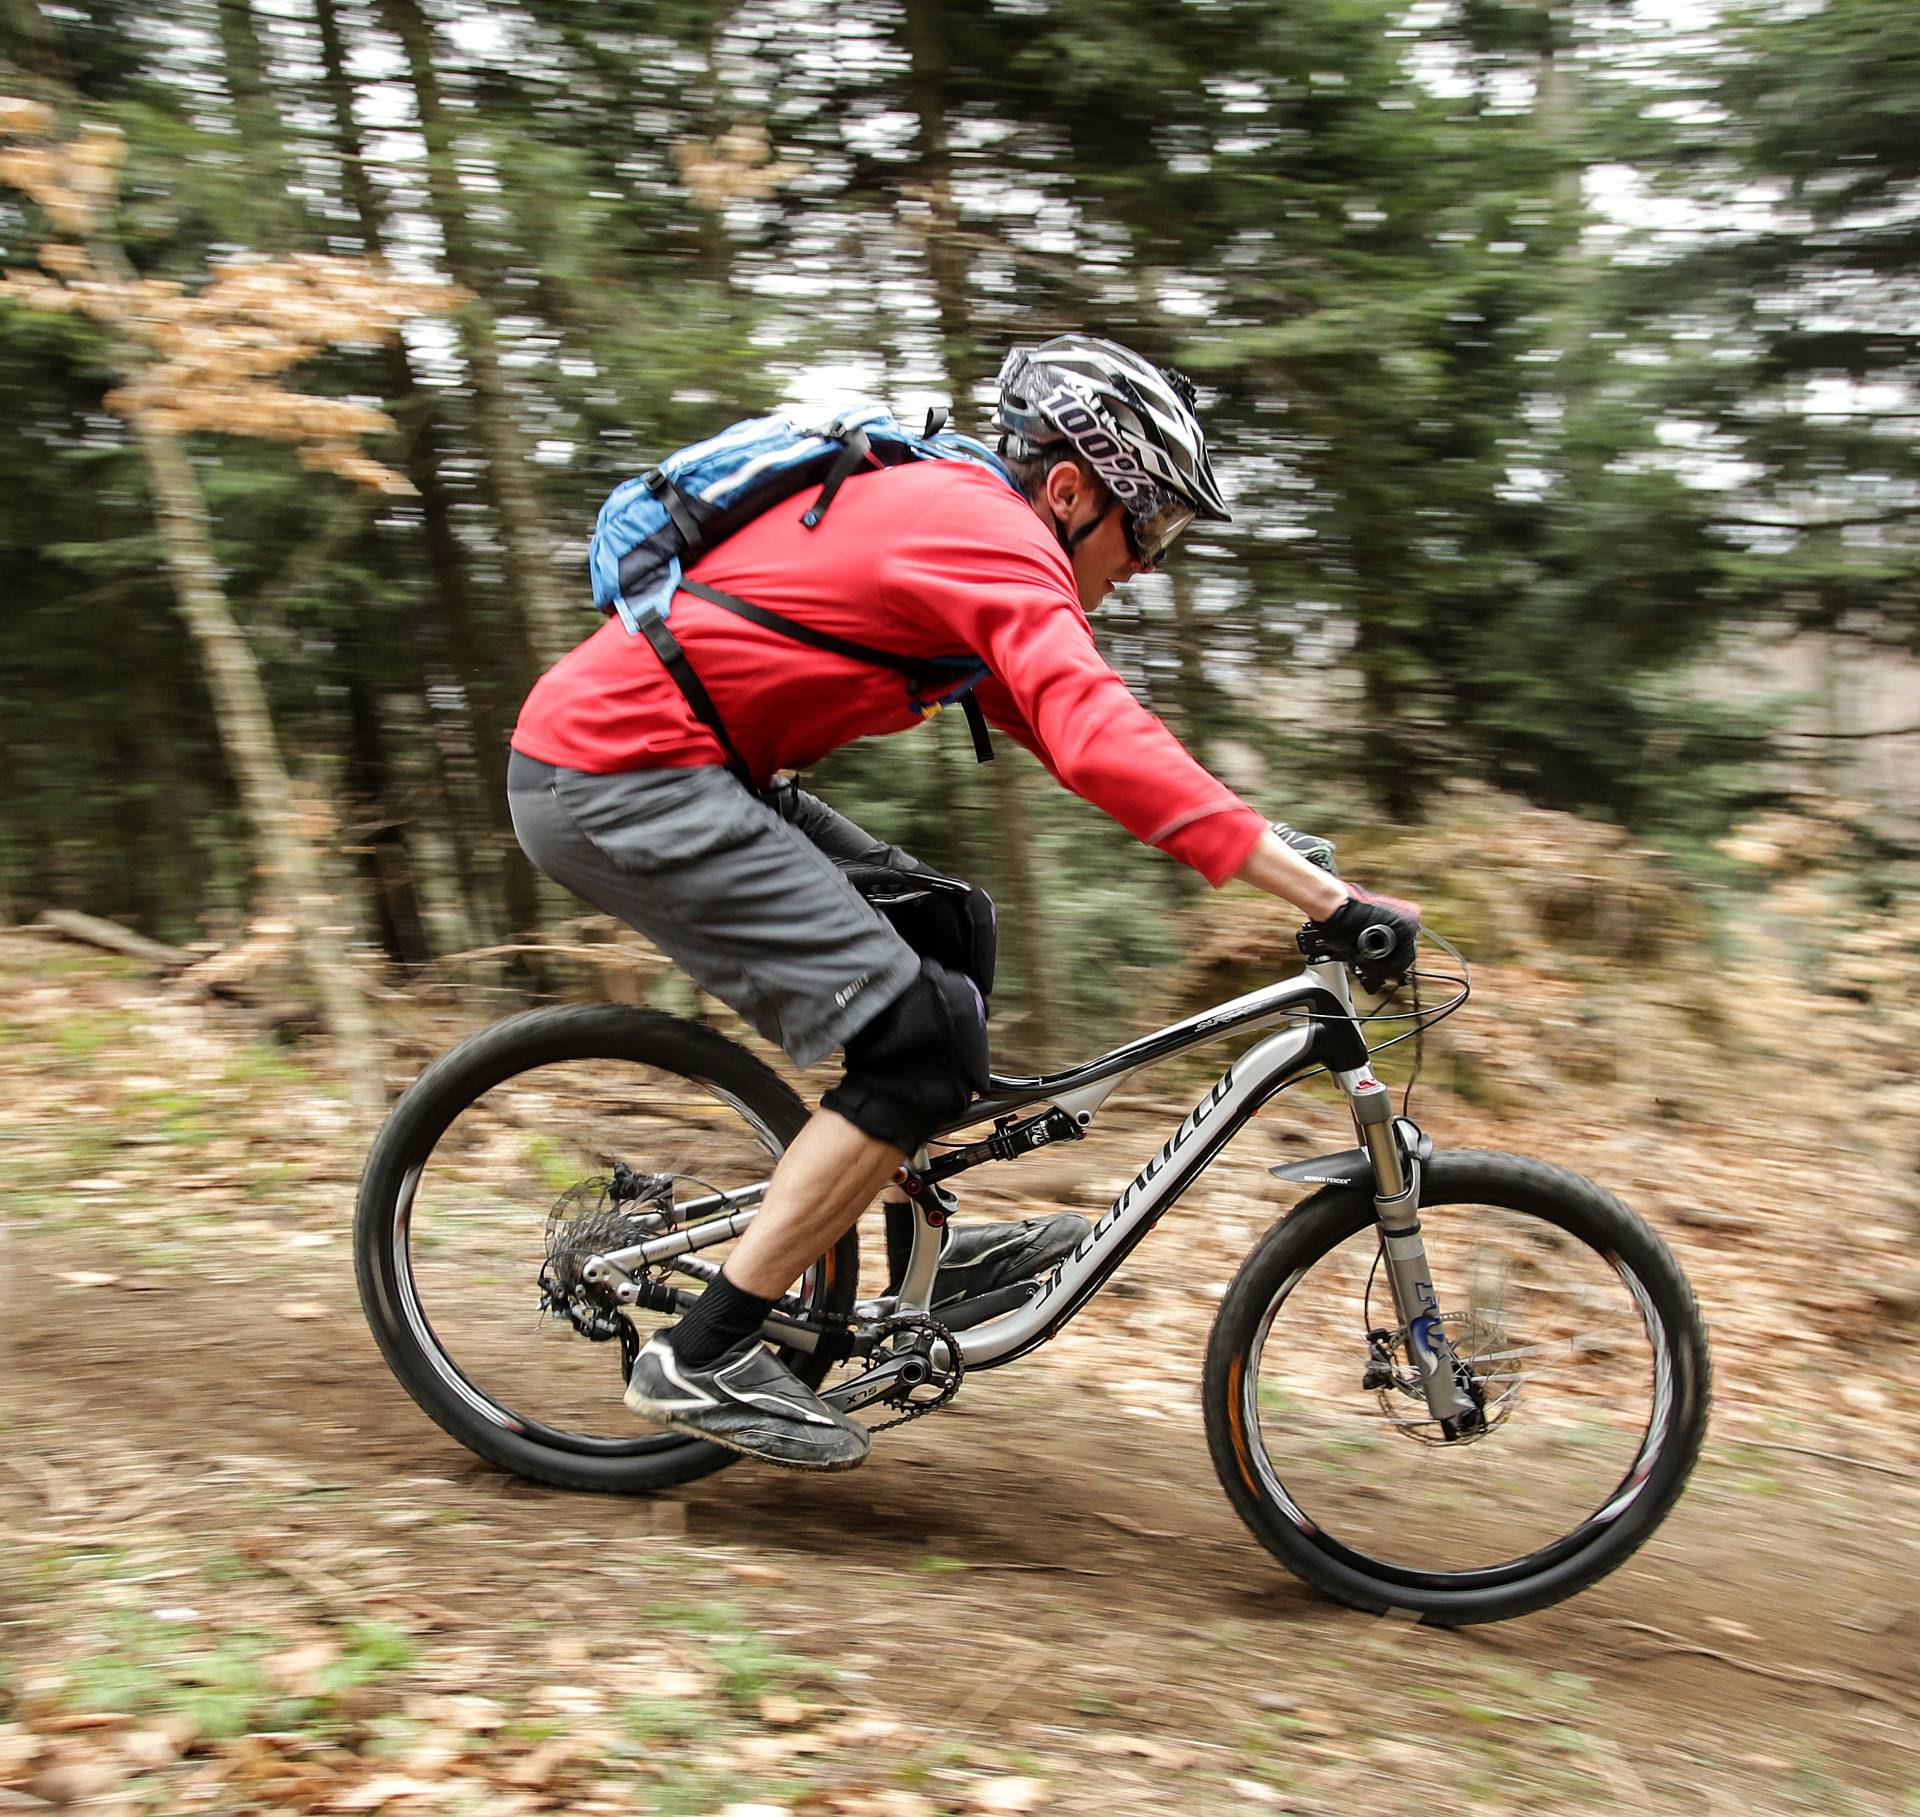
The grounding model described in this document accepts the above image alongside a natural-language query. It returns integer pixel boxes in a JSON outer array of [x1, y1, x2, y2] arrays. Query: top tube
[[946, 968, 1363, 1135]]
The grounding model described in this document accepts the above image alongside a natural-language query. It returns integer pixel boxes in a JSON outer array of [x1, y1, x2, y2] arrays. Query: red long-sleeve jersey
[[512, 458, 1267, 886]]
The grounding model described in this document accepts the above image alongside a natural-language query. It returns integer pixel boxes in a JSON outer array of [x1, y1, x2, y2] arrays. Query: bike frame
[[585, 955, 1476, 1427]]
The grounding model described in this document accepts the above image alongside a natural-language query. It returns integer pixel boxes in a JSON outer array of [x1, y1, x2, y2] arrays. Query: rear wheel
[[355, 1006, 858, 1494], [1203, 1151, 1709, 1623]]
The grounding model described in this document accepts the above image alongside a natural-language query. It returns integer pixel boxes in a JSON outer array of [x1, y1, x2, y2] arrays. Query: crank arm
[[821, 1353, 922, 1415]]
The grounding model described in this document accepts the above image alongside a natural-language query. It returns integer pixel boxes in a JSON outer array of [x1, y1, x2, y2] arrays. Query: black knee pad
[[822, 959, 990, 1153]]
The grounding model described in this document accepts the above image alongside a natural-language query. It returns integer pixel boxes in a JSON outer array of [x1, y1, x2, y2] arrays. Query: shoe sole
[[624, 1392, 870, 1474]]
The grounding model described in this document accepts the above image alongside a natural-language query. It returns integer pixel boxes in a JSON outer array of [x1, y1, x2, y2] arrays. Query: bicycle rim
[[1237, 1199, 1679, 1586], [387, 1051, 814, 1457]]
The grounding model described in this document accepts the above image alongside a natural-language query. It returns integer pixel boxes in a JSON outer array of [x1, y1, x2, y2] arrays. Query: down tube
[[955, 1021, 1322, 1369]]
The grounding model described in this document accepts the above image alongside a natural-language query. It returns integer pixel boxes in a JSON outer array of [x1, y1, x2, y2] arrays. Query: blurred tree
[[0, 86, 457, 1105], [312, 0, 541, 963], [5, 0, 1898, 1054], [896, 0, 1057, 1043], [1648, 0, 1920, 653], [374, 0, 574, 670]]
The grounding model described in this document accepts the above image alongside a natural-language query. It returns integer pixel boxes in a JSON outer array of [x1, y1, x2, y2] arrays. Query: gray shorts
[[507, 754, 922, 1067]]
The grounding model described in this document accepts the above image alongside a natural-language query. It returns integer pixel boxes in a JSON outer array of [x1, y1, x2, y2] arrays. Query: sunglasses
[[1120, 495, 1197, 568]]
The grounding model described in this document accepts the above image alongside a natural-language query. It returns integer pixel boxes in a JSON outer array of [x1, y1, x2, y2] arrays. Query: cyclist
[[508, 334, 1420, 1471]]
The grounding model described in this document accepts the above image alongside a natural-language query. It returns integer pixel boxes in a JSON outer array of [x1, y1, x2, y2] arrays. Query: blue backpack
[[588, 402, 1018, 783]]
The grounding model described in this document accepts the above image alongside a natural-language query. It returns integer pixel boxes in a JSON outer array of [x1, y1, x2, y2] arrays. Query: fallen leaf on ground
[[719, 1558, 789, 1584], [822, 1715, 902, 1746], [267, 1639, 340, 1695], [0, 1726, 43, 1778], [822, 1795, 934, 1817], [120, 1728, 185, 1769], [274, 1301, 331, 1321], [328, 1774, 452, 1809], [29, 1752, 127, 1805], [403, 1695, 504, 1732], [965, 1777, 1051, 1814], [503, 1743, 579, 1789], [1088, 1734, 1198, 1768]]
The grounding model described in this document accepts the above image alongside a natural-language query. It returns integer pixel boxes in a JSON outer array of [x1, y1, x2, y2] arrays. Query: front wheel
[[1203, 1151, 1709, 1624], [355, 1005, 858, 1495]]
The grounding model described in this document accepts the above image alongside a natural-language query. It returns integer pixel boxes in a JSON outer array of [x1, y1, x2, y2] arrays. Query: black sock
[[883, 1201, 914, 1295], [883, 1201, 951, 1295], [668, 1271, 776, 1369]]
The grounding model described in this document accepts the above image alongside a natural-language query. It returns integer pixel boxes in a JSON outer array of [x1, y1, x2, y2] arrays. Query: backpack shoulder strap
[[800, 426, 872, 529], [680, 577, 931, 679], [631, 604, 753, 786], [679, 577, 995, 765]]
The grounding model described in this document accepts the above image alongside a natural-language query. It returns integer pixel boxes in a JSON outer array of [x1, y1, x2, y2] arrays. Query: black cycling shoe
[[932, 1214, 1091, 1310], [623, 1332, 870, 1471]]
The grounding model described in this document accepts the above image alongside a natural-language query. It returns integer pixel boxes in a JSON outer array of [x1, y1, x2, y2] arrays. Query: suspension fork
[[1335, 1053, 1480, 1432]]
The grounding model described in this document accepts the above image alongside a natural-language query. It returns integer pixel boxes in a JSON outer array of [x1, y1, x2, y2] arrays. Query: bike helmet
[[994, 333, 1230, 564]]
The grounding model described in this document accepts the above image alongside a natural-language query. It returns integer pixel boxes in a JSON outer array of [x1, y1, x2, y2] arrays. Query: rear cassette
[[540, 1165, 678, 1341]]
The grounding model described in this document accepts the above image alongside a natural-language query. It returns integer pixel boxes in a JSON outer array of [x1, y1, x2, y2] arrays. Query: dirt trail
[[10, 1221, 1919, 1815], [4, 933, 1919, 1814]]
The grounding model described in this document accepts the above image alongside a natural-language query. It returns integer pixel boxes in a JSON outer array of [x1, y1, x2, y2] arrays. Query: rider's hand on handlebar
[[1306, 887, 1422, 993]]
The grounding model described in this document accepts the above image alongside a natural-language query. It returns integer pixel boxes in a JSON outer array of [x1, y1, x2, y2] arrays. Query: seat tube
[[893, 1146, 945, 1313]]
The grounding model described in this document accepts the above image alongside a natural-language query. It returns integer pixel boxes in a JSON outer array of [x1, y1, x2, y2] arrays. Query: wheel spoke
[[1216, 1165, 1702, 1610], [358, 1011, 855, 1483]]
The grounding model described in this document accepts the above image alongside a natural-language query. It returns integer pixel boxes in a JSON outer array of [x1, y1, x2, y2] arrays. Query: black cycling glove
[[1305, 887, 1422, 991]]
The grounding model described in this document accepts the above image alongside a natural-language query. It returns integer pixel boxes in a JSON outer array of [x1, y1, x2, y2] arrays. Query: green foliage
[[645, 1599, 805, 1705], [4, 0, 1911, 1035], [58, 1612, 418, 1740]]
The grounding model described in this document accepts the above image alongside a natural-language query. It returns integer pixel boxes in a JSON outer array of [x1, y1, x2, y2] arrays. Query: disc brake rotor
[[1375, 1312, 1519, 1445]]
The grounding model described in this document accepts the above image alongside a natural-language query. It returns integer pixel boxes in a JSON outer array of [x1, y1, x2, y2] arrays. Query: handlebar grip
[[1355, 924, 1398, 961]]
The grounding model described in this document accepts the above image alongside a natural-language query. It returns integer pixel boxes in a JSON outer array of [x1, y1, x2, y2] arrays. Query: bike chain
[[861, 1312, 965, 1434]]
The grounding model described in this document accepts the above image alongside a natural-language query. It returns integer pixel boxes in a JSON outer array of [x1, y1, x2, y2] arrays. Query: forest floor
[[5, 800, 1919, 1817]]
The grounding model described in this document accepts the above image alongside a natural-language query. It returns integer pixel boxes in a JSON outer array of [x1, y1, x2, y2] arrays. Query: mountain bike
[[355, 923, 1710, 1626]]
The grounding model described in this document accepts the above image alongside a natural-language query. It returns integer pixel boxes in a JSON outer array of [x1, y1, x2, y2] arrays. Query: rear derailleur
[[539, 1163, 682, 1345]]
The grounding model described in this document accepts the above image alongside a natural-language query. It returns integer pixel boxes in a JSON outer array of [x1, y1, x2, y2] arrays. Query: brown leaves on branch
[[673, 120, 806, 211], [105, 255, 462, 493], [0, 100, 462, 493], [0, 115, 121, 234]]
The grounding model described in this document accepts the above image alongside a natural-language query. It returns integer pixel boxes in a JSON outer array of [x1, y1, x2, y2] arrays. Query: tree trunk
[[376, 0, 574, 672], [1536, 4, 1595, 409], [1167, 563, 1211, 766], [342, 643, 433, 969], [214, 0, 304, 248], [900, 0, 1058, 1049], [900, 0, 992, 419], [133, 417, 384, 1113], [317, 0, 543, 959]]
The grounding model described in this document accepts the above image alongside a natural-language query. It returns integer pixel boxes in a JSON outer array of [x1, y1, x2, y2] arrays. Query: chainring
[[862, 1313, 965, 1434]]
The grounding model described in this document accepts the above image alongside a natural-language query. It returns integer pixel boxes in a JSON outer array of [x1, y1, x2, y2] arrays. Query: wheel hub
[[1371, 1311, 1516, 1445]]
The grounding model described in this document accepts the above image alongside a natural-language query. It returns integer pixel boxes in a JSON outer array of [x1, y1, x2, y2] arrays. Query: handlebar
[[1355, 924, 1398, 962], [1271, 821, 1417, 987]]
